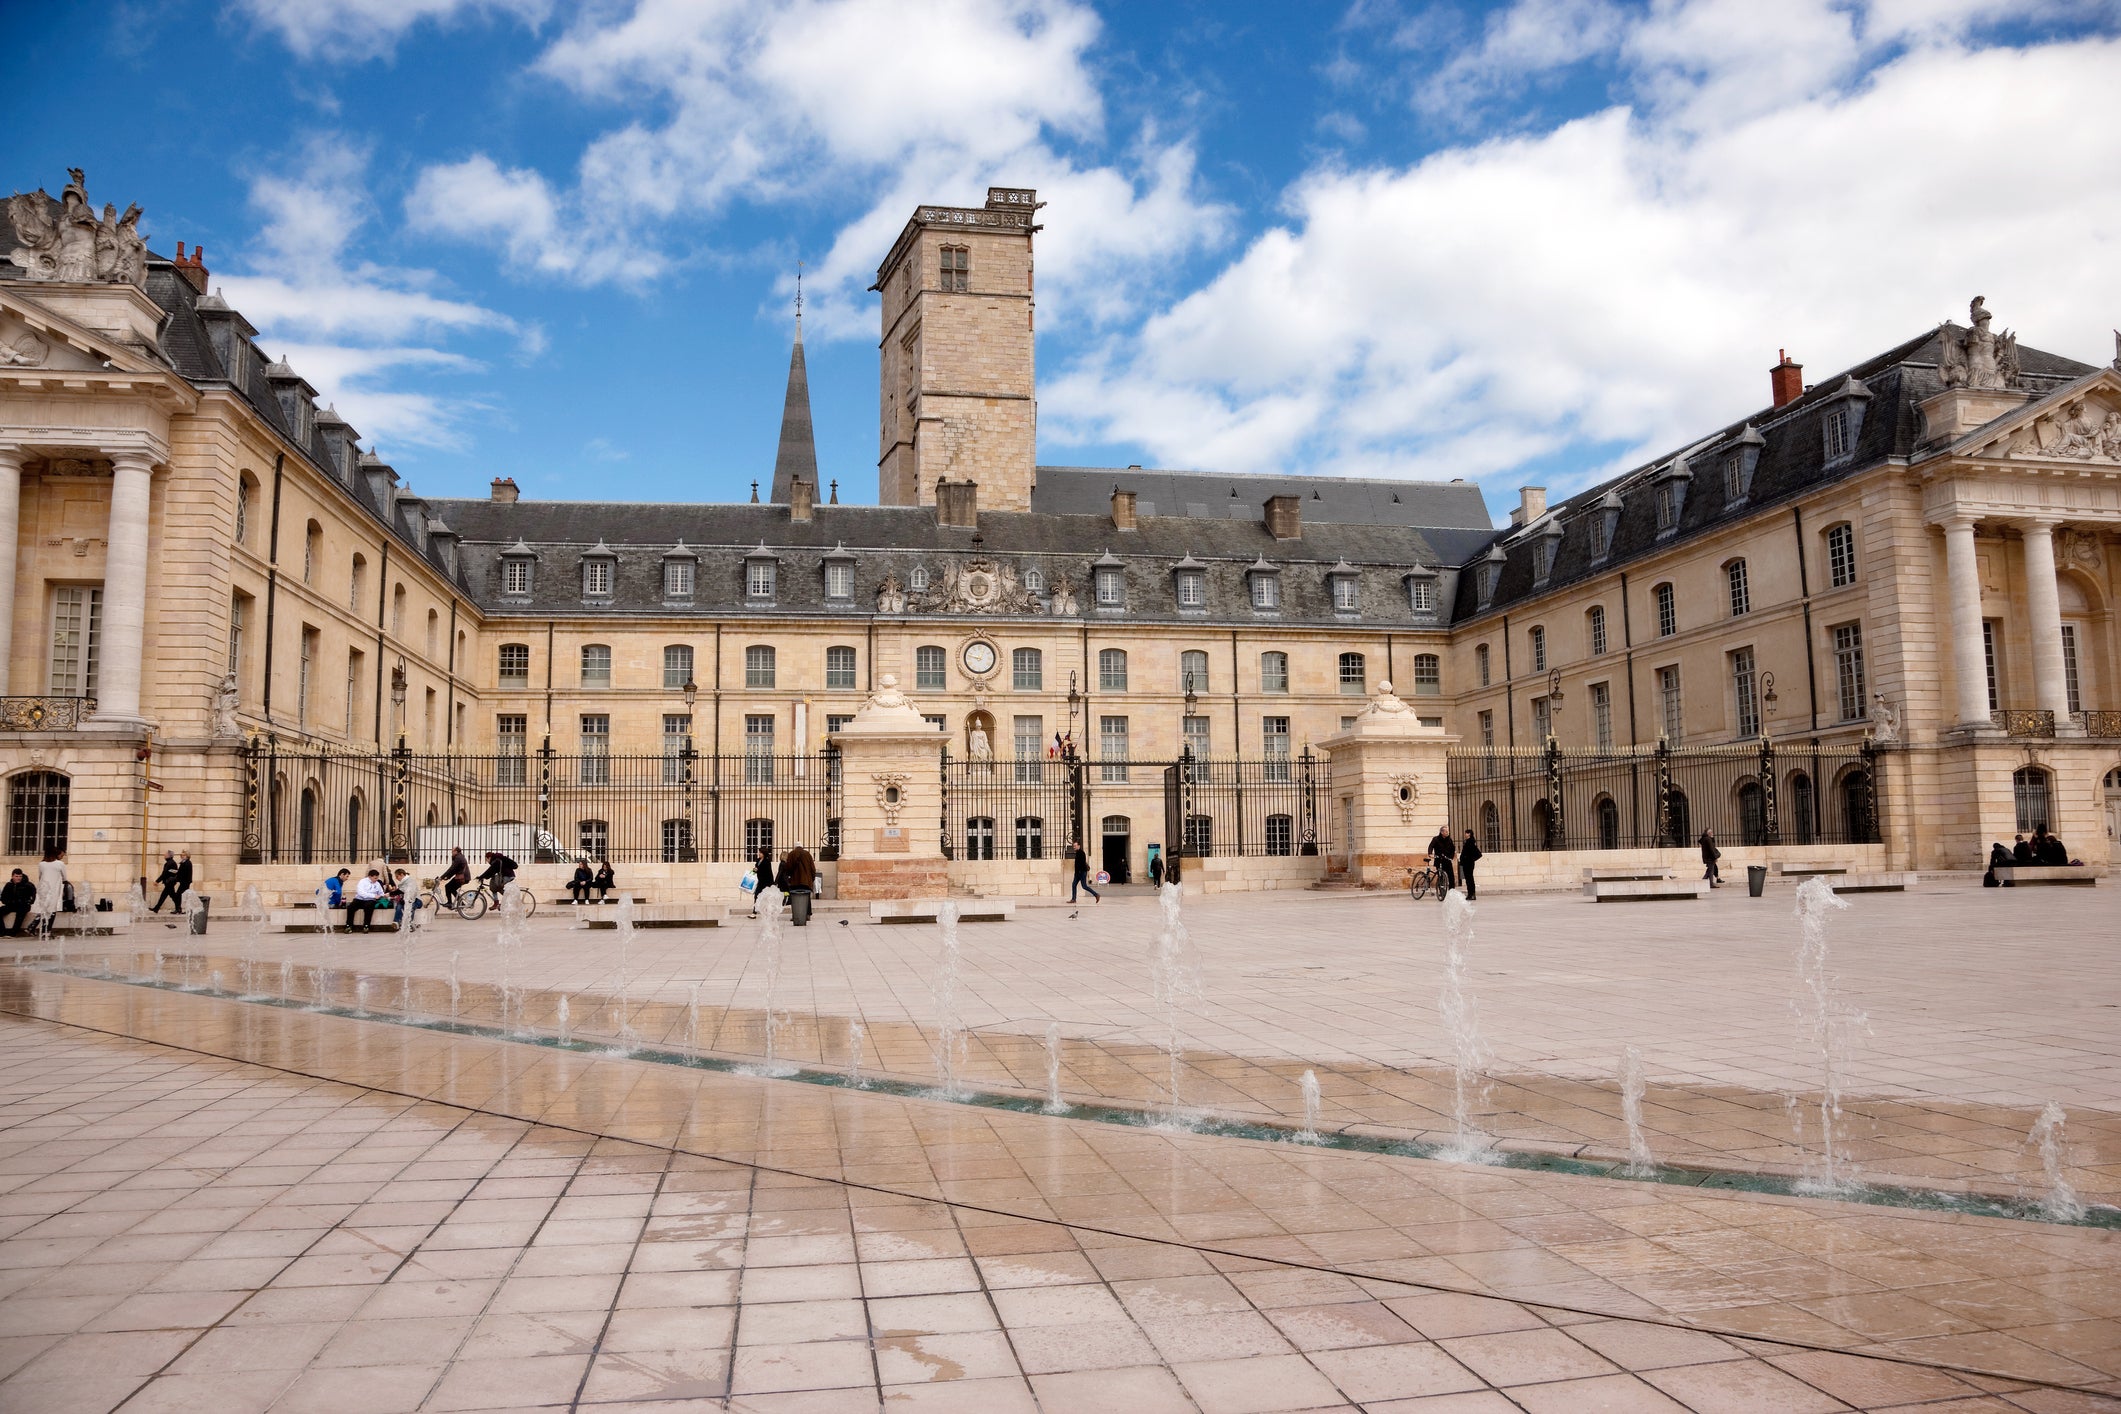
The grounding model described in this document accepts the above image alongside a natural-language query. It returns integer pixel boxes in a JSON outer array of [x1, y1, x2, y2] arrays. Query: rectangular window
[[1833, 623, 1866, 722], [1095, 567, 1124, 607], [1263, 716, 1291, 781], [1412, 654, 1441, 696], [1529, 626, 1546, 673], [1591, 514, 1610, 559], [344, 652, 360, 737], [1332, 575, 1359, 612], [1409, 578, 1434, 613], [1182, 714, 1211, 759], [1828, 524, 1857, 588], [1180, 651, 1208, 694], [1732, 646, 1759, 738], [922, 713, 947, 733], [1823, 407, 1850, 461], [1265, 814, 1293, 855], [1591, 681, 1612, 752], [663, 644, 693, 690], [1479, 709, 1494, 748], [1177, 571, 1205, 608], [1013, 716, 1044, 784], [664, 559, 693, 599], [1656, 481, 1681, 531], [499, 643, 530, 687], [298, 629, 315, 728], [825, 562, 853, 599], [663, 713, 691, 785], [826, 713, 853, 735], [583, 560, 613, 598], [2061, 624, 2082, 716], [228, 592, 248, 676], [497, 714, 527, 786], [1655, 584, 1677, 638], [1012, 648, 1042, 691], [581, 644, 611, 688], [1338, 653, 1366, 695], [1251, 575, 1279, 610], [579, 819, 610, 859], [744, 714, 775, 784], [1098, 648, 1128, 691], [1260, 652, 1288, 694], [1658, 665, 1683, 743], [1728, 560, 1750, 617], [1531, 695, 1551, 743], [915, 645, 946, 691], [746, 645, 776, 689], [1982, 619, 2000, 714], [746, 560, 775, 599], [580, 714, 610, 784], [1014, 816, 1043, 861], [826, 645, 857, 691], [940, 245, 969, 292], [503, 559, 531, 595], [1100, 715, 1129, 783], [1477, 644, 1490, 686], [48, 586, 102, 697]]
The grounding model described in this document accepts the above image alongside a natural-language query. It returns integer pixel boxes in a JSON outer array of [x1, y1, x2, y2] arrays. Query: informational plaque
[[874, 826, 908, 853]]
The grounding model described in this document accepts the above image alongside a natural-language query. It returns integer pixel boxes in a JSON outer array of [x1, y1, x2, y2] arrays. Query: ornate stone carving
[[212, 672, 240, 739], [1360, 680, 1417, 718], [2001, 395, 2121, 461], [871, 772, 910, 825], [1869, 693, 1899, 744], [1940, 296, 2020, 391], [1048, 572, 1080, 616], [0, 328, 49, 367], [7, 170, 147, 286], [913, 557, 1044, 615], [2057, 526, 2103, 571], [864, 674, 911, 712], [968, 723, 992, 762], [875, 573, 905, 614], [1388, 773, 1421, 825]]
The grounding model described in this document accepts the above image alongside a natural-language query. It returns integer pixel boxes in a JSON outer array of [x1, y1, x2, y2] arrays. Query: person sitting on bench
[[347, 870, 388, 932], [592, 860, 616, 902], [568, 861, 595, 905]]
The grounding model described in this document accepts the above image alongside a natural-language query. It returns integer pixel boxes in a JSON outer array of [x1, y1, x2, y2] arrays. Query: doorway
[[1100, 814, 1131, 883]]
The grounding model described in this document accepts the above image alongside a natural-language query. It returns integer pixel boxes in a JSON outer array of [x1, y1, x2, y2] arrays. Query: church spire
[[769, 263, 818, 504]]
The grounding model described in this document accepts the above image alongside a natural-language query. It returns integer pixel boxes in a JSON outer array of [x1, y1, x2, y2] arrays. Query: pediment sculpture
[[1940, 296, 2020, 391], [913, 556, 1044, 615], [7, 169, 148, 286], [1999, 394, 2121, 461], [0, 327, 49, 367], [1049, 571, 1080, 616], [876, 572, 906, 613]]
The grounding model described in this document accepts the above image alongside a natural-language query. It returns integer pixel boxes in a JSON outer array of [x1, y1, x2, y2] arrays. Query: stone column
[[96, 451, 155, 723], [2018, 518, 2075, 730], [1940, 516, 1991, 730], [0, 447, 22, 696], [829, 674, 951, 900], [1317, 681, 1455, 887]]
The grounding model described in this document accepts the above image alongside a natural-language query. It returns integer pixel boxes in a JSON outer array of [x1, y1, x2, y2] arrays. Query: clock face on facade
[[961, 640, 997, 677]]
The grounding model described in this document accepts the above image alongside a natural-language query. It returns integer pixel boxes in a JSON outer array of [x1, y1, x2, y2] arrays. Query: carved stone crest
[[872, 772, 910, 825], [1940, 296, 2020, 391], [7, 169, 147, 286], [914, 557, 1044, 615], [1049, 572, 1080, 617], [2056, 526, 2103, 571], [1388, 773, 1420, 825], [876, 572, 906, 614]]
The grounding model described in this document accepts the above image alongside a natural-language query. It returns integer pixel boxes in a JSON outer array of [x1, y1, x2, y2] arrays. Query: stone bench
[[869, 899, 1018, 924], [49, 915, 123, 935], [1774, 864, 1848, 878], [1992, 865, 2100, 887], [1589, 879, 1709, 902], [269, 909, 403, 932], [1817, 871, 1916, 893], [576, 902, 726, 929], [1580, 868, 1673, 895]]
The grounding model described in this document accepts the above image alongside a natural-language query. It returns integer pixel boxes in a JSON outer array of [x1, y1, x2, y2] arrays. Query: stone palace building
[[2, 172, 2117, 903]]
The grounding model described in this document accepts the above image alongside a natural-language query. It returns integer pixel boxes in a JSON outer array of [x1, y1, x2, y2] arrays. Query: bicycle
[[1407, 865, 1438, 901], [418, 879, 538, 922]]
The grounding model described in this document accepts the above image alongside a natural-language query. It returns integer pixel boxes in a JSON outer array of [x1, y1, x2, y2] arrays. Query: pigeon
[[1068, 911, 1078, 919], [838, 919, 849, 926]]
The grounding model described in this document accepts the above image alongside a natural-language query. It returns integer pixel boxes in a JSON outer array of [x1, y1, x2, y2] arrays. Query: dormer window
[[909, 565, 929, 594], [1248, 558, 1281, 611], [1724, 424, 1764, 504], [501, 543, 536, 598], [823, 545, 856, 601], [1093, 553, 1126, 609], [1023, 567, 1044, 594], [580, 542, 617, 600], [1404, 567, 1437, 615], [662, 542, 697, 601], [1328, 562, 1360, 615], [1820, 377, 1872, 468], [1823, 408, 1849, 461], [1652, 458, 1692, 536], [1476, 549, 1505, 609], [744, 544, 778, 602], [1590, 492, 1622, 562], [1175, 568, 1206, 610], [1533, 524, 1562, 586]]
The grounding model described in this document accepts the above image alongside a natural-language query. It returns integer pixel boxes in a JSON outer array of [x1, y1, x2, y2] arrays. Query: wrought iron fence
[[1445, 739, 1881, 852], [0, 695, 95, 731], [241, 736, 839, 866], [940, 750, 1331, 863]]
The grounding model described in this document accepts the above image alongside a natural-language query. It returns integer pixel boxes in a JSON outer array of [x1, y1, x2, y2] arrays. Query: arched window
[[661, 818, 694, 863], [498, 643, 530, 687], [425, 609, 438, 658], [1528, 626, 1546, 673], [6, 771, 70, 855], [1480, 801, 1500, 854], [581, 644, 613, 688], [1264, 813, 1294, 856], [579, 819, 610, 858], [826, 645, 857, 690], [1738, 780, 1766, 844], [303, 520, 323, 584], [346, 793, 363, 857], [743, 817, 774, 856], [235, 474, 257, 546], [391, 584, 405, 636], [664, 644, 694, 690], [1654, 582, 1677, 637], [349, 553, 367, 611], [1530, 798, 1554, 851], [1839, 767, 1875, 843], [298, 785, 318, 865], [1727, 559, 1751, 617], [1412, 654, 1441, 696], [1259, 652, 1288, 694], [1665, 787, 1691, 846], [909, 566, 929, 594], [1787, 772, 1816, 845], [1476, 644, 1491, 687], [2012, 766, 2051, 834], [1098, 648, 1127, 691], [965, 816, 996, 861], [1586, 605, 1607, 657], [1180, 650, 1208, 693], [1595, 794, 1619, 850], [745, 645, 775, 688], [1013, 816, 1044, 860], [1012, 648, 1042, 691], [1338, 652, 1366, 695]]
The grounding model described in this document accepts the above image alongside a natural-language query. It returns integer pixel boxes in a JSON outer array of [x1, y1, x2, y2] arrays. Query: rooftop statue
[[7, 169, 148, 286], [1939, 296, 2021, 391]]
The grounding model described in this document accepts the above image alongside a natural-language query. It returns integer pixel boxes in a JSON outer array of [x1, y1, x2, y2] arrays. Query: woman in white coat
[[31, 848, 67, 931]]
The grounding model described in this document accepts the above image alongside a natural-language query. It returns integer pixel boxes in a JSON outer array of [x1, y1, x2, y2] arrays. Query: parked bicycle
[[417, 879, 538, 922], [1406, 865, 1439, 901]]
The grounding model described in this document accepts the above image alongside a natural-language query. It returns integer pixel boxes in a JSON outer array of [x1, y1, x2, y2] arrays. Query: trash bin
[[789, 888, 812, 927], [190, 896, 211, 934], [1746, 866, 1767, 898]]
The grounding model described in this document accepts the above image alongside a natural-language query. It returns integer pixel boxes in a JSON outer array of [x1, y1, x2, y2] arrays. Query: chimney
[[1510, 486, 1547, 528], [173, 241, 209, 295], [489, 477, 519, 503], [1264, 494, 1302, 540], [1110, 488, 1137, 531], [936, 478, 978, 529], [789, 476, 815, 523], [1770, 349, 1804, 409]]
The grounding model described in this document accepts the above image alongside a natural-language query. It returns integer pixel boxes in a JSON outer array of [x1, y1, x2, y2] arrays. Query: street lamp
[[1545, 667, 1564, 744], [1761, 670, 1778, 727], [1064, 670, 1080, 761], [389, 658, 408, 746]]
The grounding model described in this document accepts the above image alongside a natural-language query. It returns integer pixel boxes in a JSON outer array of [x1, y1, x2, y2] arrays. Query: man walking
[[1699, 828, 1722, 888], [1456, 826, 1482, 901], [1069, 840, 1101, 903], [1426, 823, 1456, 896], [150, 852, 183, 913]]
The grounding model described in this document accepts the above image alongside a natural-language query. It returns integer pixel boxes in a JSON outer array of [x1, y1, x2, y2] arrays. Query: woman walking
[[749, 845, 776, 917], [32, 848, 67, 936]]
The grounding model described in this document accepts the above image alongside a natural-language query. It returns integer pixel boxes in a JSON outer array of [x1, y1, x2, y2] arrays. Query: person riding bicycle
[[439, 848, 471, 908], [1426, 824, 1457, 897], [477, 851, 518, 898]]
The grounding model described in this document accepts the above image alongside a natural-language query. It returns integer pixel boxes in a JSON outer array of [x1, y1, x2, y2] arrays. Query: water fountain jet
[[1619, 1045, 1655, 1175], [1791, 877, 1866, 1194], [1437, 889, 1495, 1162]]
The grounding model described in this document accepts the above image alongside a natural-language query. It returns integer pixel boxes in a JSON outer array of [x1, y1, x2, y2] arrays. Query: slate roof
[[1447, 327, 2099, 624], [767, 322, 817, 503]]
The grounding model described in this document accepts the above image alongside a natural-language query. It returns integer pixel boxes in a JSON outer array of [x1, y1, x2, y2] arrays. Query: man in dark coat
[[2035, 827, 2070, 865], [0, 869, 35, 936], [2011, 833, 2035, 864], [1456, 827, 1482, 900], [779, 841, 818, 925], [1069, 841, 1101, 903], [1984, 841, 2011, 887], [150, 852, 183, 913], [1426, 824, 1456, 894], [1699, 828, 1722, 888], [440, 848, 472, 907]]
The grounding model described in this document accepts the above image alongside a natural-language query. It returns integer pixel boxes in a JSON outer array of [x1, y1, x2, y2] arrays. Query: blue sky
[[12, 0, 2121, 518]]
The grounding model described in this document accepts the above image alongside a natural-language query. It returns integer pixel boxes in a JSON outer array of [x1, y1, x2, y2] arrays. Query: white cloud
[[234, 0, 549, 61], [1046, 29, 2121, 503], [217, 138, 525, 449]]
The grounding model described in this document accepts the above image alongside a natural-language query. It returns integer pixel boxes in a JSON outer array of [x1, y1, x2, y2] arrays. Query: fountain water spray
[[753, 887, 794, 1074], [1618, 1045, 1655, 1175], [609, 894, 638, 1049], [556, 995, 572, 1047], [847, 1020, 866, 1088], [398, 922, 416, 1016], [447, 951, 461, 1023], [1297, 1070, 1323, 1143], [685, 982, 703, 1053], [151, 948, 164, 984], [930, 901, 967, 1097], [352, 976, 371, 1016], [1791, 877, 1866, 1194], [278, 957, 293, 1002], [239, 885, 266, 997], [1149, 882, 1204, 1123], [1437, 889, 1494, 1161], [1042, 1022, 1065, 1114], [209, 969, 223, 993], [2027, 1102, 2086, 1222], [495, 883, 528, 1032]]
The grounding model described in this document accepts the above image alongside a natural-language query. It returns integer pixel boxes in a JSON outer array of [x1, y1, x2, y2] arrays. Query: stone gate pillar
[[1318, 681, 1455, 887], [828, 674, 951, 900]]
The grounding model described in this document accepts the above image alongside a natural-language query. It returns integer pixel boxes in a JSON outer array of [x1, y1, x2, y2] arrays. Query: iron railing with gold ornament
[[2074, 710, 2121, 738], [0, 696, 95, 731], [1993, 709, 2057, 739]]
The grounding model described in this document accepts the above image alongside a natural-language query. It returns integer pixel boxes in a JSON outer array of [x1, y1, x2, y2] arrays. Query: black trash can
[[789, 888, 812, 927], [190, 896, 211, 934], [1746, 866, 1767, 898]]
